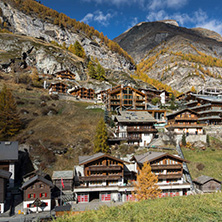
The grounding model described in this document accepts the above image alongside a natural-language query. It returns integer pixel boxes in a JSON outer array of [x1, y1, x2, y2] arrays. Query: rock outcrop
[[0, 1, 134, 73]]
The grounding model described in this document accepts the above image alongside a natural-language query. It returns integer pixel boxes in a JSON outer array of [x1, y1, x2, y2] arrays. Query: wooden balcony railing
[[166, 124, 206, 128], [89, 165, 122, 171], [158, 173, 182, 179], [127, 127, 157, 133], [79, 175, 121, 181], [151, 164, 182, 170], [175, 117, 198, 121]]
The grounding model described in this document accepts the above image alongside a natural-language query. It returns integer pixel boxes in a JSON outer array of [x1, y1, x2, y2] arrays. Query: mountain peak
[[157, 19, 179, 27]]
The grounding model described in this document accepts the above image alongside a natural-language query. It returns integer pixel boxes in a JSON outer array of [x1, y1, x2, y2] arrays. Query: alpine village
[[0, 0, 222, 221]]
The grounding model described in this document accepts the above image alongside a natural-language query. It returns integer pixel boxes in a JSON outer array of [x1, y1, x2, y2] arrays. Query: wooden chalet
[[70, 87, 95, 100], [107, 85, 148, 111], [140, 88, 172, 104], [131, 152, 191, 197], [74, 152, 134, 203], [0, 170, 12, 214], [52, 170, 74, 191], [166, 109, 205, 135], [49, 82, 68, 94], [55, 70, 76, 81], [185, 95, 222, 125], [176, 91, 192, 101], [21, 175, 54, 212], [0, 141, 18, 188], [198, 87, 222, 96], [110, 111, 158, 147], [193, 175, 221, 193]]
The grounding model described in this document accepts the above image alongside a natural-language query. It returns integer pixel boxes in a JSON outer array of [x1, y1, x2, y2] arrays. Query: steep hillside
[[0, 0, 135, 74], [114, 21, 222, 92], [55, 193, 222, 222], [0, 32, 86, 80]]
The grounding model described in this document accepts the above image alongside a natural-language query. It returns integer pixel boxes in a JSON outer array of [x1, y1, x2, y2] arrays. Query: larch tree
[[73, 40, 86, 58], [0, 85, 21, 140], [96, 63, 106, 81], [88, 61, 96, 79], [94, 118, 109, 153], [133, 162, 161, 201]]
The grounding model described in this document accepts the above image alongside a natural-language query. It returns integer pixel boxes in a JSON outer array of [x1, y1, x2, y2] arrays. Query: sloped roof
[[52, 170, 74, 180], [193, 175, 221, 185], [166, 108, 198, 118], [21, 175, 54, 189], [108, 85, 145, 96], [0, 169, 12, 179], [79, 152, 128, 165], [132, 152, 186, 164], [0, 141, 18, 161], [115, 111, 156, 123]]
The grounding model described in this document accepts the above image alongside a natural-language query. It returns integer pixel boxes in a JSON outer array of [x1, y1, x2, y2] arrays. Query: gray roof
[[115, 111, 156, 123], [166, 108, 197, 117], [0, 141, 18, 161], [133, 152, 166, 164], [52, 170, 74, 180], [55, 204, 71, 212], [196, 95, 222, 103], [21, 175, 54, 189], [189, 103, 211, 110], [0, 170, 12, 179], [193, 175, 221, 185], [198, 116, 221, 121], [79, 152, 105, 165]]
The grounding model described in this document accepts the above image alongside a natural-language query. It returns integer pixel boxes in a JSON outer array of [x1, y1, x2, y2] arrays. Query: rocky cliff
[[0, 1, 134, 74]]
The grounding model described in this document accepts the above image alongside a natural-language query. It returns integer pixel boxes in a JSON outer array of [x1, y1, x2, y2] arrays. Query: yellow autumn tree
[[133, 162, 161, 201], [190, 86, 196, 93]]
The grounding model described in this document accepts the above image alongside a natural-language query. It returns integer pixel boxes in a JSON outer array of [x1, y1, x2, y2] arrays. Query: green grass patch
[[54, 193, 222, 222], [182, 147, 222, 181]]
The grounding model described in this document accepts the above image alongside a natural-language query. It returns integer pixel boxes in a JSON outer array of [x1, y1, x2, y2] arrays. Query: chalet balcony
[[158, 173, 182, 179], [79, 175, 121, 181], [127, 127, 158, 133], [175, 117, 198, 121], [166, 123, 206, 128], [89, 165, 122, 171], [151, 164, 182, 170]]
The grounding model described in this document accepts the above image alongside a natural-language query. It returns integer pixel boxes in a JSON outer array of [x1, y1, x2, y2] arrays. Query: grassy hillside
[[0, 79, 104, 175], [54, 193, 222, 222], [182, 143, 222, 181]]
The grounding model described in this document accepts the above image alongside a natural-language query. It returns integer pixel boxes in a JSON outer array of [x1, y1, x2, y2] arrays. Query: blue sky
[[40, 0, 222, 40]]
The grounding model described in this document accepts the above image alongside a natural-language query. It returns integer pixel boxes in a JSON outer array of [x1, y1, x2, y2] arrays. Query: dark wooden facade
[[70, 88, 95, 100], [78, 154, 127, 187], [107, 86, 148, 111], [49, 82, 68, 94], [23, 181, 51, 202], [134, 153, 185, 183], [55, 70, 76, 81], [166, 109, 205, 134], [0, 178, 6, 204], [193, 176, 221, 193]]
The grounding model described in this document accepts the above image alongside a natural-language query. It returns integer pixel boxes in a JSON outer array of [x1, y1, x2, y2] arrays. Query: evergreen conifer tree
[[0, 85, 21, 140], [94, 118, 109, 153], [133, 162, 161, 201], [182, 132, 186, 146]]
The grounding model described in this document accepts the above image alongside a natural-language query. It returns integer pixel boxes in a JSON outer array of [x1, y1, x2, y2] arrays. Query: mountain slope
[[114, 21, 222, 92], [0, 0, 135, 74]]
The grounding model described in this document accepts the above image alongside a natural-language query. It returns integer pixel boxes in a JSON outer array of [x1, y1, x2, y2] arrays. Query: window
[[40, 193, 47, 198], [40, 184, 44, 189], [28, 193, 35, 198], [30, 185, 35, 189]]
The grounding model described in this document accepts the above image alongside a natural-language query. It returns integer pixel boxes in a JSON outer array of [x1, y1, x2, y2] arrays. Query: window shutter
[[45, 193, 47, 197], [27, 204, 29, 208], [39, 193, 42, 198], [34, 194, 36, 198], [28, 194, 30, 198]]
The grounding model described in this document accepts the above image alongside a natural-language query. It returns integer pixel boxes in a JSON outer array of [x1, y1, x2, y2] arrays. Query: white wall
[[9, 163, 15, 187], [140, 133, 153, 146], [23, 200, 51, 212], [0, 203, 4, 213], [174, 128, 203, 135]]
